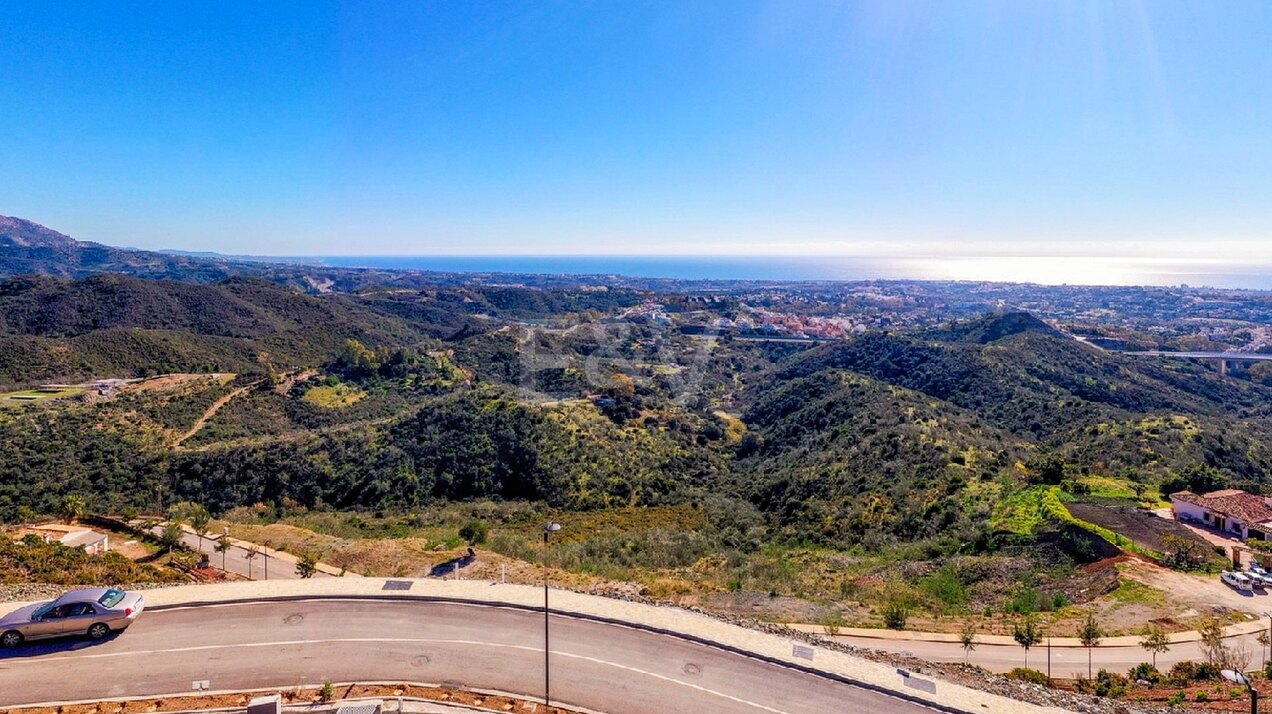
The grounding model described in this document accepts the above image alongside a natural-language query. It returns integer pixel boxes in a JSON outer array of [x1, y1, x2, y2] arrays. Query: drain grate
[[382, 580, 413, 591]]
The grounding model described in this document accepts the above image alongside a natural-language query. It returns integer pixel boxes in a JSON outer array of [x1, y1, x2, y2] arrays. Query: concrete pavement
[[0, 579, 1074, 714], [792, 621, 1272, 676]]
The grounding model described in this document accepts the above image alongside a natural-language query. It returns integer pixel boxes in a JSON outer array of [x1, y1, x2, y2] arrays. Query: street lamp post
[[543, 521, 562, 709]]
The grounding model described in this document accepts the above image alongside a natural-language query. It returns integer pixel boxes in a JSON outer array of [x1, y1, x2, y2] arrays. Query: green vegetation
[[1006, 668, 1049, 686], [9, 276, 1272, 635], [303, 379, 366, 408], [297, 552, 318, 578], [0, 535, 183, 585]]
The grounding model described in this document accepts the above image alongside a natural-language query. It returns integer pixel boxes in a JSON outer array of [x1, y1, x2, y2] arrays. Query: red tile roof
[[1173, 489, 1272, 525]]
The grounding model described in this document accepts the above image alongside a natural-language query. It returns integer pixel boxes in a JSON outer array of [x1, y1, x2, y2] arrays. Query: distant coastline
[[308, 254, 1272, 290]]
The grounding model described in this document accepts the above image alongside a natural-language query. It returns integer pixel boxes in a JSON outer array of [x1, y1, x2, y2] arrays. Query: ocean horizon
[[313, 254, 1272, 290]]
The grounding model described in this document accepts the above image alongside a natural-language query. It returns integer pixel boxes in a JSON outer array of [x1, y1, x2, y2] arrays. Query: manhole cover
[[683, 663, 702, 676], [383, 580, 413, 591], [410, 655, 431, 668], [283, 613, 304, 625]]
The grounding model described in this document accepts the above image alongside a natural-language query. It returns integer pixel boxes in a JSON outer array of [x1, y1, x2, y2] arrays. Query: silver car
[[0, 587, 144, 647]]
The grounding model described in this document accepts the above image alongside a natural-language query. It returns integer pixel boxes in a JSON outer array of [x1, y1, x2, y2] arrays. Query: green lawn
[[0, 386, 86, 407]]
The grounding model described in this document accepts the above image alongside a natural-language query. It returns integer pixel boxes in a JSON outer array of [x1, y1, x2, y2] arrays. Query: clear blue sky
[[2, 1, 1271, 258]]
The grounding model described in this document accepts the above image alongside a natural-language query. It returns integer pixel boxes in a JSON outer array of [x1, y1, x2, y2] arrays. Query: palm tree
[[214, 533, 232, 572], [1139, 624, 1170, 670], [1077, 613, 1103, 679], [245, 545, 260, 579], [159, 520, 185, 554], [959, 621, 978, 664], [60, 494, 87, 524], [1012, 615, 1043, 670], [188, 505, 211, 551]]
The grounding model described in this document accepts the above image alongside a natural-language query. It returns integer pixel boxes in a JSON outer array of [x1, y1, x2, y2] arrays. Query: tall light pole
[[543, 521, 561, 709]]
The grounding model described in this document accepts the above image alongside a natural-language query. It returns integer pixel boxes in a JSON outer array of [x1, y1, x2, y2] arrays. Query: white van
[[1222, 571, 1255, 592], [1246, 569, 1270, 589]]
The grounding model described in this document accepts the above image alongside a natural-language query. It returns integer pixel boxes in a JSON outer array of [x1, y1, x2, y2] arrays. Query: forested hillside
[[0, 275, 446, 386], [3, 275, 1272, 573]]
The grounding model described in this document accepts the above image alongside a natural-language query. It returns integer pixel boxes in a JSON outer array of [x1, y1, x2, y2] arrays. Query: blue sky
[[2, 1, 1271, 259]]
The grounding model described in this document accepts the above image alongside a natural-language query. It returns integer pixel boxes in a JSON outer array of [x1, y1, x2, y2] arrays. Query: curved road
[[0, 599, 943, 713]]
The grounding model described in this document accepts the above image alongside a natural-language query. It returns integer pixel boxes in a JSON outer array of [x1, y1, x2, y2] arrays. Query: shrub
[[1092, 669, 1129, 698], [1195, 662, 1220, 681], [882, 602, 909, 630], [1167, 660, 1200, 685], [1006, 667, 1049, 686], [458, 519, 489, 545], [1166, 691, 1185, 707], [1194, 691, 1208, 703], [1128, 662, 1162, 685]]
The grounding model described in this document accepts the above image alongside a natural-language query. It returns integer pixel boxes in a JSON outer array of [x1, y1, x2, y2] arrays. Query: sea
[[314, 255, 1272, 290]]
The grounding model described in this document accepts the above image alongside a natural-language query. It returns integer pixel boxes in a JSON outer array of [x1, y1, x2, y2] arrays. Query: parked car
[[1248, 572, 1269, 590], [1222, 571, 1256, 592], [1250, 564, 1270, 578], [0, 587, 144, 647]]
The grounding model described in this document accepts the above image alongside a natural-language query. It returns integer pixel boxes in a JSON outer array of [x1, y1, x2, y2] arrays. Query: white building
[[1171, 488, 1272, 541], [25, 524, 110, 555]]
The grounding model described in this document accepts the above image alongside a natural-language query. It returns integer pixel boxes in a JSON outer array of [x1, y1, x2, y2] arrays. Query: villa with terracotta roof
[[1171, 488, 1272, 541]]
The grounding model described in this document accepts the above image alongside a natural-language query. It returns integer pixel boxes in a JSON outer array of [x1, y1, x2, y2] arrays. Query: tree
[[60, 494, 87, 523], [245, 545, 260, 579], [1161, 534, 1211, 570], [1259, 627, 1270, 667], [1200, 618, 1226, 668], [1012, 615, 1043, 670], [215, 533, 232, 571], [188, 504, 211, 551], [1198, 618, 1250, 672], [1139, 624, 1170, 669], [1026, 453, 1067, 485], [1077, 613, 1103, 679], [159, 521, 185, 553], [959, 622, 978, 664], [297, 552, 318, 579]]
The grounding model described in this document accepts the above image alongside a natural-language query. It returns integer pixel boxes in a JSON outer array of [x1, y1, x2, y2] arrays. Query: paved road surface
[[148, 526, 330, 580], [0, 599, 943, 713]]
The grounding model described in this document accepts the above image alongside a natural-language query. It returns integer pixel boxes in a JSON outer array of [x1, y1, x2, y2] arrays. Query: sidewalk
[[786, 619, 1271, 647]]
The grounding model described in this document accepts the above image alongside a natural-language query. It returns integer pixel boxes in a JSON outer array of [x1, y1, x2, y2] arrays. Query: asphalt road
[[148, 526, 330, 580], [0, 599, 942, 713]]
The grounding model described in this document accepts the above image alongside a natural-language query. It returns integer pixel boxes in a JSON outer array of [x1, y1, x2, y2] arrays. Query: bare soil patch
[[1067, 503, 1209, 554]]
